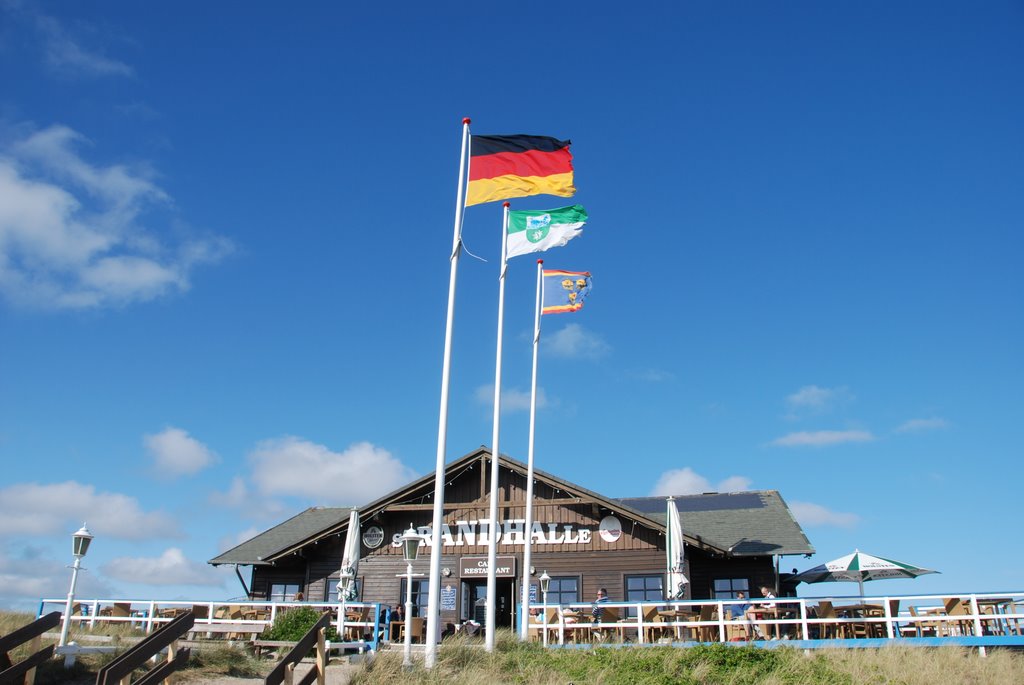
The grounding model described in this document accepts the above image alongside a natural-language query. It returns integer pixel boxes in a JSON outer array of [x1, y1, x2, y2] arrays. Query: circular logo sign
[[598, 516, 622, 543], [362, 526, 384, 549]]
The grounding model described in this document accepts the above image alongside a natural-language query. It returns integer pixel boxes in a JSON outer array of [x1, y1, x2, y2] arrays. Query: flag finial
[[462, 117, 471, 124]]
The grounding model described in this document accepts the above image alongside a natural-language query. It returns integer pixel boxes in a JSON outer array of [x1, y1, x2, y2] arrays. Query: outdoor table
[[833, 604, 884, 638], [657, 609, 697, 641], [975, 598, 1019, 636]]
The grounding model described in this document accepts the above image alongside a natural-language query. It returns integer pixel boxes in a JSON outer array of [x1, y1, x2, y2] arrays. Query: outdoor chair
[[528, 607, 558, 642], [591, 606, 619, 643], [815, 601, 842, 639], [640, 606, 666, 643], [398, 617, 425, 643], [942, 597, 974, 636], [908, 606, 940, 637], [343, 606, 370, 641], [694, 604, 716, 642]]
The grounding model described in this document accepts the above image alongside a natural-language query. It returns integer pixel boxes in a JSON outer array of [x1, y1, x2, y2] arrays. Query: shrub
[[261, 606, 339, 642]]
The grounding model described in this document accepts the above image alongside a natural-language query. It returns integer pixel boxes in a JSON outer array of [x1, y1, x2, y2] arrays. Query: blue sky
[[1, 0, 1021, 610]]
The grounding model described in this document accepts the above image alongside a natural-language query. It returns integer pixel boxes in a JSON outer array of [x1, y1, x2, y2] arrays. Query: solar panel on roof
[[618, 493, 765, 513]]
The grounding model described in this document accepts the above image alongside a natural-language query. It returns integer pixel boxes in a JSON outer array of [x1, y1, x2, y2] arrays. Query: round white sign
[[598, 516, 622, 543], [362, 526, 384, 549]]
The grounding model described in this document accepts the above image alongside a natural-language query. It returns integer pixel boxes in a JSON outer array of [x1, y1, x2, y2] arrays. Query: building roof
[[208, 448, 814, 565], [617, 491, 815, 556], [209, 506, 352, 566]]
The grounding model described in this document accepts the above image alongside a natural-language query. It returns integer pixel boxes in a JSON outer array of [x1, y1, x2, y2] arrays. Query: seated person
[[730, 591, 753, 639], [745, 586, 777, 639], [592, 588, 610, 622]]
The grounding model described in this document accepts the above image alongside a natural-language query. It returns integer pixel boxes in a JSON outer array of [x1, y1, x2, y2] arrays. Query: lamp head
[[399, 524, 423, 562], [72, 524, 93, 557], [539, 570, 551, 594]]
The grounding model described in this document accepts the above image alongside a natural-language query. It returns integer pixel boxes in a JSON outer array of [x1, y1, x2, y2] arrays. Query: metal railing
[[36, 599, 384, 653], [526, 591, 1024, 655]]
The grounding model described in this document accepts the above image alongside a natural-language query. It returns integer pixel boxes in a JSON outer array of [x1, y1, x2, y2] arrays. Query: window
[[713, 578, 749, 599], [399, 578, 431, 617], [544, 576, 579, 605], [624, 574, 663, 617], [269, 582, 301, 602], [325, 578, 362, 603]]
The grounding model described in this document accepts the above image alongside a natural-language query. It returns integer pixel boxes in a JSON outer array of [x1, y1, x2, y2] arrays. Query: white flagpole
[[519, 258, 544, 639], [484, 201, 510, 651], [424, 117, 471, 668]]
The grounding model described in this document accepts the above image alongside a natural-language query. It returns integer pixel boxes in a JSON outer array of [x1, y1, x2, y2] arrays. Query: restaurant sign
[[460, 556, 516, 578], [391, 518, 596, 549]]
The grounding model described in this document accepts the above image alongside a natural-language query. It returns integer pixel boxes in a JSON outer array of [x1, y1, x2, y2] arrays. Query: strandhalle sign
[[389, 517, 616, 548]]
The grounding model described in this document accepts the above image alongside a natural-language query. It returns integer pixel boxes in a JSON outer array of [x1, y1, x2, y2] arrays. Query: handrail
[[264, 611, 331, 685], [0, 612, 60, 685], [528, 591, 1024, 653], [95, 610, 194, 685]]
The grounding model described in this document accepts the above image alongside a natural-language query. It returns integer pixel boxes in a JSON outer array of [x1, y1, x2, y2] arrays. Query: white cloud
[[0, 542, 115, 609], [474, 385, 548, 413], [542, 323, 610, 359], [0, 125, 232, 309], [218, 527, 261, 554], [651, 468, 752, 496], [895, 417, 950, 433], [789, 501, 860, 528], [208, 477, 288, 521], [784, 385, 852, 417], [34, 13, 134, 77], [101, 548, 225, 586], [144, 427, 217, 477], [248, 438, 417, 506], [717, 476, 753, 492], [770, 430, 874, 447], [625, 368, 674, 382], [0, 481, 181, 540]]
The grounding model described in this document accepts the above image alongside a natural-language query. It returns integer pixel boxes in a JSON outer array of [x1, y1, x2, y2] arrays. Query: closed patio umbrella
[[665, 497, 689, 599], [792, 549, 937, 596], [338, 509, 361, 601]]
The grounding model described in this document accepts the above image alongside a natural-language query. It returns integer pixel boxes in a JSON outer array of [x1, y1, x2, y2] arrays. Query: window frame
[[712, 577, 750, 599]]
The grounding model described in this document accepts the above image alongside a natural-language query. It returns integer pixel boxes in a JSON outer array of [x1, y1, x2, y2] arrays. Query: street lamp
[[399, 524, 424, 669], [59, 524, 94, 648], [539, 570, 551, 647]]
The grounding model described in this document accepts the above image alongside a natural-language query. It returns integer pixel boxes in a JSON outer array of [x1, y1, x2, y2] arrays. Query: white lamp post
[[539, 570, 551, 647], [59, 524, 93, 648], [399, 524, 424, 669]]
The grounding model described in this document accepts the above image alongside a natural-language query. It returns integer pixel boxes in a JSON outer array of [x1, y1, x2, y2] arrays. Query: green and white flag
[[506, 204, 588, 259]]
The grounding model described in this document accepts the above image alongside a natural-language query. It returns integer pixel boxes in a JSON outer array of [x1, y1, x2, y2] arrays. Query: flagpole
[[424, 117, 470, 668], [484, 201, 510, 652], [519, 258, 544, 639]]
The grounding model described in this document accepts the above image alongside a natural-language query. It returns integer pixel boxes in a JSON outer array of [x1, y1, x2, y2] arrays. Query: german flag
[[467, 134, 575, 206]]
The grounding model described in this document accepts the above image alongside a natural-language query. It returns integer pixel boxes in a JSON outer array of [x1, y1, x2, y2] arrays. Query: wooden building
[[210, 447, 813, 628]]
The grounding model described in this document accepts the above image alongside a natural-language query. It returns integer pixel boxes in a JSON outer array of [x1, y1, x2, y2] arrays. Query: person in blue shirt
[[731, 591, 753, 639], [591, 588, 609, 621]]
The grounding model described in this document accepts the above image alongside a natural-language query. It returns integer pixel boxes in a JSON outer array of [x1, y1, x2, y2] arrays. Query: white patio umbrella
[[665, 497, 689, 599], [792, 549, 938, 596], [338, 509, 361, 601]]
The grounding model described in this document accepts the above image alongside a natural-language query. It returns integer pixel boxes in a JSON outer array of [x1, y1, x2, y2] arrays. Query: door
[[462, 579, 515, 627]]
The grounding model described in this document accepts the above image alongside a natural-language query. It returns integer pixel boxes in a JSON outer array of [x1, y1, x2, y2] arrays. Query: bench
[[186, 623, 265, 640]]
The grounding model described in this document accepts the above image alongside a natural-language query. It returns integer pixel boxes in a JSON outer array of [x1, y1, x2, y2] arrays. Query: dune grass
[[0, 611, 266, 683], [352, 630, 1024, 685]]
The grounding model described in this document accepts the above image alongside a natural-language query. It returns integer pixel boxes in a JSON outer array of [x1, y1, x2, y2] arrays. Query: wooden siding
[[249, 457, 778, 610]]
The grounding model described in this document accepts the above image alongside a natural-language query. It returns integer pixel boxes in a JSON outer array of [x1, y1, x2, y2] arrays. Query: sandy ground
[[183, 662, 359, 684]]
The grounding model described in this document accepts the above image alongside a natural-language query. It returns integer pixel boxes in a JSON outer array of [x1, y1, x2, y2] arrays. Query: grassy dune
[[353, 631, 1024, 685], [4, 612, 1022, 684]]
